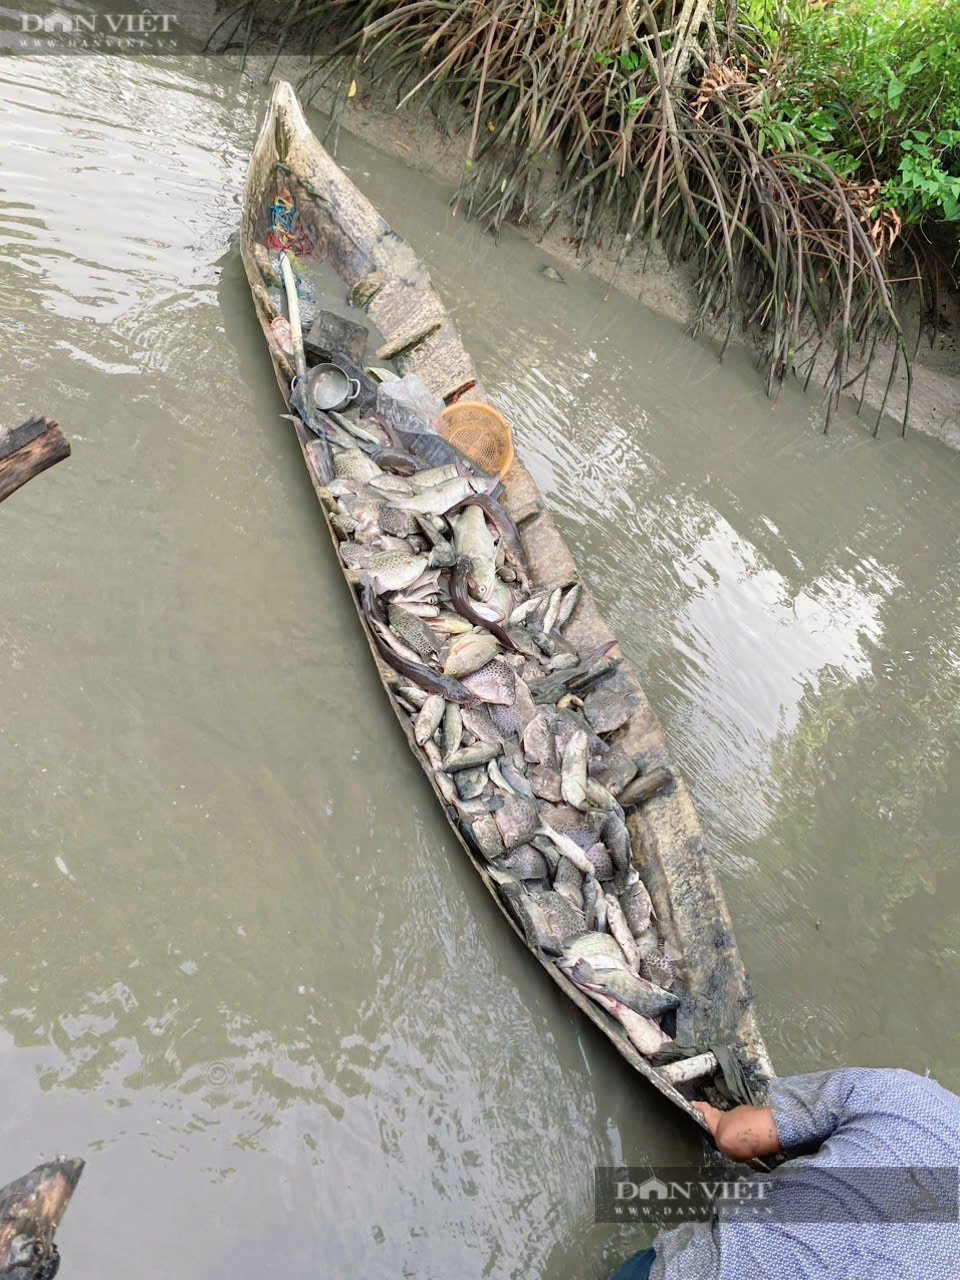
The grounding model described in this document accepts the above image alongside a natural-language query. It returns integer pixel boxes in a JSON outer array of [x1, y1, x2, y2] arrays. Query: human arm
[[691, 1101, 781, 1161], [695, 1067, 901, 1159]]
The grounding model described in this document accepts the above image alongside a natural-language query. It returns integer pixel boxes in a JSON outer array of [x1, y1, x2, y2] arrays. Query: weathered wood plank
[[0, 417, 70, 505]]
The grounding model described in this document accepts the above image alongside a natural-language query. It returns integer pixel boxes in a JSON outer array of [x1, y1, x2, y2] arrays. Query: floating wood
[[0, 416, 70, 505]]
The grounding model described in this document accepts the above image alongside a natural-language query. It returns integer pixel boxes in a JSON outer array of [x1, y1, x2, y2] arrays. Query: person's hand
[[691, 1100, 724, 1142], [691, 1102, 782, 1161]]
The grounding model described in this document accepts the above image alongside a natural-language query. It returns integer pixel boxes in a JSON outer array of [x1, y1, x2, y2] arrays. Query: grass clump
[[209, 0, 960, 433]]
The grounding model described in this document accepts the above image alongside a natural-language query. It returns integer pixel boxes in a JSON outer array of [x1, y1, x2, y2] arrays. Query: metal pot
[[305, 361, 360, 412]]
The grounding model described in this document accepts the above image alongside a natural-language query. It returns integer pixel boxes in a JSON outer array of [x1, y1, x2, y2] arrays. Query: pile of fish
[[307, 402, 689, 1068]]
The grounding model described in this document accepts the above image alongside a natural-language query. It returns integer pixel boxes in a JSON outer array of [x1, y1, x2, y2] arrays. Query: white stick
[[278, 250, 307, 378], [658, 1051, 719, 1087]]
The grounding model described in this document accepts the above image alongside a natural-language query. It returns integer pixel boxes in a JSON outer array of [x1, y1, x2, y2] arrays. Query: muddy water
[[2, 48, 960, 1280]]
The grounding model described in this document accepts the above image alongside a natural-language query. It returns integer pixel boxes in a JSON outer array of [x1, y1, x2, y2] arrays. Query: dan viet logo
[[596, 1169, 775, 1224], [15, 10, 180, 51]]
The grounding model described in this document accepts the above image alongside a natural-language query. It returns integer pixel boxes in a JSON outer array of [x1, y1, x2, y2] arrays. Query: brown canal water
[[2, 49, 960, 1280]]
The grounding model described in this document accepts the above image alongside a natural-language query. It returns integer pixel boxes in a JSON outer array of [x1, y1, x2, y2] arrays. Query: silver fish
[[538, 822, 596, 877], [453, 503, 498, 601], [445, 742, 503, 772], [572, 977, 674, 1060], [605, 893, 642, 971], [541, 587, 563, 635], [442, 701, 463, 758], [621, 879, 657, 937], [409, 463, 460, 490], [560, 954, 679, 1018], [415, 694, 445, 746], [510, 593, 547, 625], [561, 730, 590, 810], [556, 583, 581, 631], [389, 476, 476, 514]]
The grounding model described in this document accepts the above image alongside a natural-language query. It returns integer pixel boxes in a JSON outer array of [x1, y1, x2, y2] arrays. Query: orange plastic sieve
[[437, 401, 515, 479]]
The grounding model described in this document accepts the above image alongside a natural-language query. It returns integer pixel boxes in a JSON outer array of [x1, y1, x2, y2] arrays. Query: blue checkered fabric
[[648, 1068, 960, 1279]]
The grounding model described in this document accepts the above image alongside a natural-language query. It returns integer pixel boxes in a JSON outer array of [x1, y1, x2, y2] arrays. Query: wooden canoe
[[241, 81, 774, 1126]]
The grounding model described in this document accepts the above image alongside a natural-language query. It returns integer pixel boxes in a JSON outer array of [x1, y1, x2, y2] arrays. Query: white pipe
[[278, 250, 307, 379], [658, 1051, 719, 1087]]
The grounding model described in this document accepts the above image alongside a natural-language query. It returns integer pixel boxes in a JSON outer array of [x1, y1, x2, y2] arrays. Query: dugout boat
[[241, 81, 773, 1125]]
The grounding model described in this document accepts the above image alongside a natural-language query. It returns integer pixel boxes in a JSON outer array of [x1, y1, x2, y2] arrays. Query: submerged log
[[0, 417, 70, 505], [0, 1157, 83, 1275]]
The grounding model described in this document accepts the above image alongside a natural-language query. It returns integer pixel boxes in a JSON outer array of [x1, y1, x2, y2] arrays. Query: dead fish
[[582, 873, 603, 931], [390, 476, 476, 515], [499, 757, 536, 800], [556, 582, 581, 630], [456, 765, 491, 800], [444, 742, 503, 772], [583, 684, 640, 735], [567, 974, 675, 1061], [333, 448, 381, 484], [605, 893, 642, 971], [559, 953, 679, 1019], [591, 743, 639, 800], [415, 694, 445, 746], [601, 809, 635, 883], [486, 677, 535, 739], [369, 473, 417, 496], [371, 445, 421, 475], [621, 878, 657, 937], [498, 878, 562, 954], [554, 856, 585, 912], [528, 765, 564, 803], [510, 593, 547, 626], [452, 504, 498, 601], [498, 842, 549, 881], [389, 604, 443, 662], [450, 558, 521, 653], [450, 492, 530, 588], [540, 264, 565, 284], [546, 652, 579, 672], [561, 730, 590, 810], [495, 791, 540, 850], [0, 1157, 84, 1278], [522, 711, 561, 767], [584, 840, 615, 880], [461, 703, 504, 745], [431, 612, 475, 636], [362, 586, 476, 705], [463, 811, 505, 859], [529, 889, 585, 946], [396, 682, 428, 709], [538, 822, 596, 877], [442, 701, 463, 757], [379, 505, 420, 538], [361, 550, 430, 594], [463, 659, 517, 706], [409, 463, 460, 490], [562, 930, 632, 972], [444, 631, 501, 680], [617, 766, 674, 808], [541, 587, 563, 635]]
